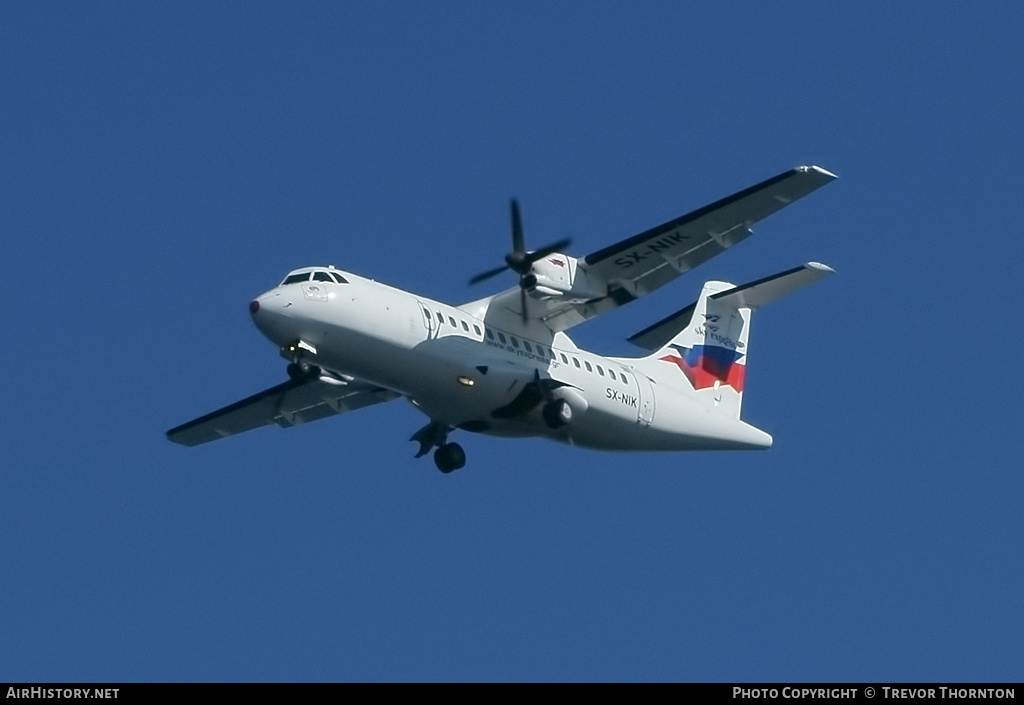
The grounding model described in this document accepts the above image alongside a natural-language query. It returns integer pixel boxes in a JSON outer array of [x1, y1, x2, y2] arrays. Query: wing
[[167, 376, 399, 447], [582, 165, 835, 288], [473, 166, 835, 333]]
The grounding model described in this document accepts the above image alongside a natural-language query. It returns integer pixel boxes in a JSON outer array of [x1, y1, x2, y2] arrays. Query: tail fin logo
[[659, 343, 746, 392]]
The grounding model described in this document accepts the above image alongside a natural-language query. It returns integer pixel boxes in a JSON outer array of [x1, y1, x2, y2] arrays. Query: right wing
[[167, 376, 399, 447], [475, 166, 836, 333], [581, 166, 836, 290]]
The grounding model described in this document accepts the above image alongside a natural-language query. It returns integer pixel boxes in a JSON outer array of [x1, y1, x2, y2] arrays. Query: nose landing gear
[[281, 340, 321, 381], [286, 359, 321, 381]]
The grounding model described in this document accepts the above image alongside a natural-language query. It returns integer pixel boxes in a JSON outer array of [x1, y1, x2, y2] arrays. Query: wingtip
[[806, 261, 836, 275], [799, 165, 838, 180], [165, 432, 190, 447]]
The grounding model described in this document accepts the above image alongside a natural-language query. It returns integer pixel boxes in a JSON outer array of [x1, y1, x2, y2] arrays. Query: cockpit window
[[281, 270, 348, 286]]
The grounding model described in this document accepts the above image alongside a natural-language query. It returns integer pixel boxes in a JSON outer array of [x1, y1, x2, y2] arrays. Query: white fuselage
[[251, 270, 772, 452]]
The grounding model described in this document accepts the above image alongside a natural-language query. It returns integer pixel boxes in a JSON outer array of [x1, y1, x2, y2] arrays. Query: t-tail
[[628, 263, 835, 419]]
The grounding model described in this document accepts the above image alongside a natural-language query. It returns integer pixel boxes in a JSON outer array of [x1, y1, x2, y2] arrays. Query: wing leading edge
[[167, 377, 399, 447]]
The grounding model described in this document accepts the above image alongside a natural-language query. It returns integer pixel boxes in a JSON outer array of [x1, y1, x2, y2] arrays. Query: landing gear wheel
[[543, 399, 572, 429], [287, 360, 321, 381], [434, 443, 466, 474]]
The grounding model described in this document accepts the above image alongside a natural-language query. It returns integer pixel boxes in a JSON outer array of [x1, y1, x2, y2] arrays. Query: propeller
[[491, 369, 571, 419], [469, 199, 571, 322]]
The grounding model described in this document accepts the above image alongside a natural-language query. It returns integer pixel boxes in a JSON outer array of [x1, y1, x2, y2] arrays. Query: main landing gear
[[542, 398, 572, 429], [433, 442, 466, 474], [411, 421, 466, 474]]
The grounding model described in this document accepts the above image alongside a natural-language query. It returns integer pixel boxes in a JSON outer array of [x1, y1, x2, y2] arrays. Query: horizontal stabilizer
[[711, 262, 834, 308], [626, 303, 698, 352], [628, 262, 834, 351]]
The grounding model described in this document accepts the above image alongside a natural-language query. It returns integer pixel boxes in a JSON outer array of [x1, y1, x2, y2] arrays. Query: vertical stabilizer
[[647, 281, 750, 417], [629, 263, 834, 419]]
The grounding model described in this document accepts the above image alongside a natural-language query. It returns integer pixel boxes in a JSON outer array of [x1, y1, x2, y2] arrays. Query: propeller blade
[[468, 199, 572, 293], [490, 383, 544, 419], [510, 199, 524, 255], [490, 370, 572, 419], [525, 238, 572, 264], [520, 285, 528, 323], [469, 264, 510, 286]]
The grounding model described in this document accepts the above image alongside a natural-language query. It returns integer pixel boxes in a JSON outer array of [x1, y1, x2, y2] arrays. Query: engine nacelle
[[525, 254, 603, 302]]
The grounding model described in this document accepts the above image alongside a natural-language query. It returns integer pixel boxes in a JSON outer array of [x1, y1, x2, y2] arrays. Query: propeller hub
[[505, 252, 530, 274], [466, 198, 572, 323]]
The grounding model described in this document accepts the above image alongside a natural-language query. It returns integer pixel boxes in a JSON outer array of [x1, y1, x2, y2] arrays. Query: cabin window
[[584, 361, 593, 372], [436, 312, 444, 324], [597, 365, 605, 376], [498, 333, 507, 344], [510, 337, 520, 349], [448, 316, 457, 327], [560, 353, 568, 364], [524, 341, 533, 353], [573, 358, 581, 368], [474, 325, 482, 336], [608, 370, 617, 382], [461, 321, 469, 332], [485, 329, 494, 340]]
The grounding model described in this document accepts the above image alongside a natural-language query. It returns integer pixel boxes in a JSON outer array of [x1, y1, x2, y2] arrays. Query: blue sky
[[2, 2, 1021, 682]]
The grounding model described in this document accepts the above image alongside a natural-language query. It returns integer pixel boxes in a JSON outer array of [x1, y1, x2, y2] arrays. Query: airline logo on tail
[[659, 342, 746, 392]]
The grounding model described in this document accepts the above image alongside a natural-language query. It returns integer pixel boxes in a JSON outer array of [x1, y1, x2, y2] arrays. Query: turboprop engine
[[522, 253, 603, 303]]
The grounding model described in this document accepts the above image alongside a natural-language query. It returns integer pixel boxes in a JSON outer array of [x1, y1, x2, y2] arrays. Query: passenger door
[[635, 373, 656, 426], [416, 299, 437, 339]]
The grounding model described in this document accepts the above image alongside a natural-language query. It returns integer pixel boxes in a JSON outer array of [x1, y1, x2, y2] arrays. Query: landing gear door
[[635, 373, 656, 426]]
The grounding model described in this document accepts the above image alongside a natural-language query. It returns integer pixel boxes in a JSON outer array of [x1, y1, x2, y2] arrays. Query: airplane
[[167, 165, 837, 473]]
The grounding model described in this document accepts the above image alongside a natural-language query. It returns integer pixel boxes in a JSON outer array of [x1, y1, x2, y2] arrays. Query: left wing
[[472, 166, 835, 333], [167, 376, 399, 447]]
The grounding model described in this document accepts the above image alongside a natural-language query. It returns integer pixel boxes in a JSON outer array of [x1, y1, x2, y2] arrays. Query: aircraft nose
[[249, 290, 292, 342], [249, 294, 275, 320], [250, 290, 283, 318]]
